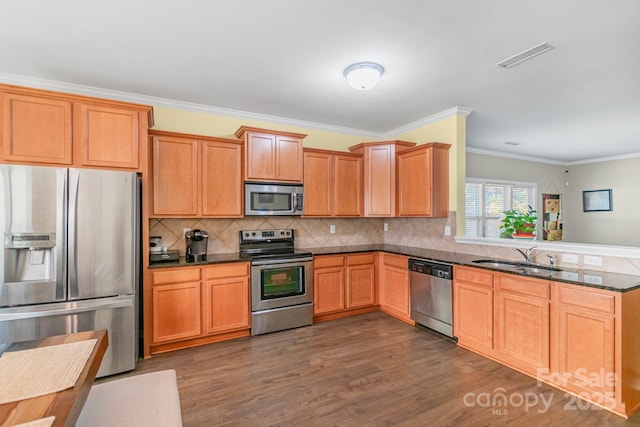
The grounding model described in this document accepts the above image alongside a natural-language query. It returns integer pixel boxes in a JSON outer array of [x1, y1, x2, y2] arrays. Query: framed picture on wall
[[582, 189, 612, 212]]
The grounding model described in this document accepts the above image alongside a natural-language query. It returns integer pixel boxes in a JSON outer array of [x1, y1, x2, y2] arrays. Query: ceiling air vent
[[496, 42, 554, 69]]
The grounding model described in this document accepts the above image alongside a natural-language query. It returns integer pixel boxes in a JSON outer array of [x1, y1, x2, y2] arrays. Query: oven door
[[251, 258, 313, 311]]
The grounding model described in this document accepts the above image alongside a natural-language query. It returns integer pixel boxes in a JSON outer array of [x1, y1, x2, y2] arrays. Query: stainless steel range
[[239, 229, 313, 336]]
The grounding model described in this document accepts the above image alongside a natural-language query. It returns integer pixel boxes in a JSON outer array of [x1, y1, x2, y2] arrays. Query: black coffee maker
[[185, 229, 208, 263]]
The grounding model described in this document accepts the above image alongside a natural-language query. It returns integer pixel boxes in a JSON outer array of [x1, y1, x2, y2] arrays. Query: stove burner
[[239, 229, 311, 261]]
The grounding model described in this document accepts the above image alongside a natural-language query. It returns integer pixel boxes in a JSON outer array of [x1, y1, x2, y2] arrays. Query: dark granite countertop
[[149, 244, 640, 292]]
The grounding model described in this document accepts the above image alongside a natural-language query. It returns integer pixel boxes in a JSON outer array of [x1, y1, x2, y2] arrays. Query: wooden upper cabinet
[[150, 130, 243, 217], [74, 102, 142, 169], [334, 154, 363, 216], [151, 134, 199, 216], [397, 143, 451, 217], [0, 84, 153, 169], [303, 148, 363, 217], [201, 139, 243, 217], [349, 141, 415, 217], [1, 92, 73, 164], [235, 126, 306, 183], [303, 150, 332, 216], [275, 135, 304, 182]]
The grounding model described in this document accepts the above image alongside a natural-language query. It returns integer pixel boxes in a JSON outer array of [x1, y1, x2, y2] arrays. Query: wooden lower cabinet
[[378, 253, 412, 323], [551, 283, 618, 410], [453, 266, 494, 353], [202, 263, 250, 334], [150, 262, 250, 354], [153, 280, 202, 343], [494, 273, 550, 376], [313, 253, 376, 321], [454, 265, 640, 416]]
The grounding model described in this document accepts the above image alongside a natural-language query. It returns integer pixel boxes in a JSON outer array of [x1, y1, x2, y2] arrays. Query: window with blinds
[[465, 178, 537, 238]]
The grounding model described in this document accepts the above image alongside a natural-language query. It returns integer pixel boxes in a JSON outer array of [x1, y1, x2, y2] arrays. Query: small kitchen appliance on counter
[[149, 236, 162, 253], [149, 250, 180, 265], [185, 229, 208, 263]]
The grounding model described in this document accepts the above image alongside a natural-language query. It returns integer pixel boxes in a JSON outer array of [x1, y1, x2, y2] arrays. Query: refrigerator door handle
[[68, 169, 80, 297], [0, 297, 134, 321], [56, 169, 68, 300]]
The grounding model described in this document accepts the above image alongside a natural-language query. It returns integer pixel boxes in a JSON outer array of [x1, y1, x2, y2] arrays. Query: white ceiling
[[1, 0, 638, 163]]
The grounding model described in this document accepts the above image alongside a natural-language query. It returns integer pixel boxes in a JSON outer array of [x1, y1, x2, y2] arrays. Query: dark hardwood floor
[[120, 313, 640, 426]]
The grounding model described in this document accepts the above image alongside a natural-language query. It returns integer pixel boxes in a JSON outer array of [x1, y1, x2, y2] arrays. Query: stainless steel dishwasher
[[409, 258, 454, 338]]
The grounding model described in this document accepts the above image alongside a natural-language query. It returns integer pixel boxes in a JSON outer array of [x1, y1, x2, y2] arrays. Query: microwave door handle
[[292, 193, 298, 212]]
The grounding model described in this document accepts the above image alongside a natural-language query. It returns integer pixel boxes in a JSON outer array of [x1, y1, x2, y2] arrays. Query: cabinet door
[[74, 103, 140, 168], [151, 136, 199, 216], [314, 266, 345, 314], [203, 276, 250, 334], [554, 304, 615, 396], [303, 150, 332, 216], [152, 281, 202, 343], [245, 132, 275, 181], [201, 139, 243, 217], [334, 154, 363, 216], [2, 92, 72, 164], [398, 146, 432, 216], [346, 263, 375, 308], [275, 135, 303, 182], [380, 254, 410, 321], [364, 144, 395, 216], [495, 291, 550, 374], [454, 281, 494, 353]]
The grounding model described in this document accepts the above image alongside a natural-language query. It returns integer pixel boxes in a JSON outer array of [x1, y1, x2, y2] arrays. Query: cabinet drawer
[[455, 266, 493, 287], [152, 268, 201, 285], [382, 254, 408, 269], [557, 285, 615, 314], [314, 255, 345, 268], [347, 253, 374, 266], [498, 274, 549, 299], [204, 262, 249, 279]]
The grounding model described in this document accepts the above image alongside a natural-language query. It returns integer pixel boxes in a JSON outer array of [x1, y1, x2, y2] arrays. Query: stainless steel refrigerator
[[0, 165, 140, 377]]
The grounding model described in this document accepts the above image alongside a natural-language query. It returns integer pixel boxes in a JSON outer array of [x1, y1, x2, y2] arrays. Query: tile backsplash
[[149, 217, 385, 254], [149, 213, 640, 275], [149, 215, 458, 255]]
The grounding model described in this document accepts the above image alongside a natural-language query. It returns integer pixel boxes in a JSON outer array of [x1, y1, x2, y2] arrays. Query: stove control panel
[[240, 229, 294, 242]]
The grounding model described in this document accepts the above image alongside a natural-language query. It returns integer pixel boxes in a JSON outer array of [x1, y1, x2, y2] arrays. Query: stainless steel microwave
[[245, 183, 303, 216]]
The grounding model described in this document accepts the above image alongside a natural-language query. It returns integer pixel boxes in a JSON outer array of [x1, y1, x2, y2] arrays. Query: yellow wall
[[152, 106, 466, 216], [152, 107, 374, 150]]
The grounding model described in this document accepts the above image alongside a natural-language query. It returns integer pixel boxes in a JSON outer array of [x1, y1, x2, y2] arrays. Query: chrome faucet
[[547, 254, 556, 268], [513, 246, 537, 263]]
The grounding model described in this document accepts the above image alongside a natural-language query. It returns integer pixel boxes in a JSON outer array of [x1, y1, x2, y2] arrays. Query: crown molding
[[466, 146, 567, 165], [566, 151, 640, 165], [467, 145, 640, 166], [0, 72, 469, 139], [384, 106, 473, 137]]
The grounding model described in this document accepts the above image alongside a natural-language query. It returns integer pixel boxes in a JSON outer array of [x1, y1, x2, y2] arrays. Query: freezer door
[[0, 165, 67, 307], [0, 296, 137, 377], [69, 169, 138, 299]]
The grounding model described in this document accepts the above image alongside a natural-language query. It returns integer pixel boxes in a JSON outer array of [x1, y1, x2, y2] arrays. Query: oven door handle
[[251, 257, 313, 266]]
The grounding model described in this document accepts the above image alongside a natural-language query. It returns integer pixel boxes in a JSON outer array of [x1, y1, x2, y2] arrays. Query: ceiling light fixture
[[496, 42, 554, 69], [343, 62, 384, 91]]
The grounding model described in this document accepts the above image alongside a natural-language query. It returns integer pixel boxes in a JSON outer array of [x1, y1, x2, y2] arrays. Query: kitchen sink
[[472, 259, 562, 273]]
